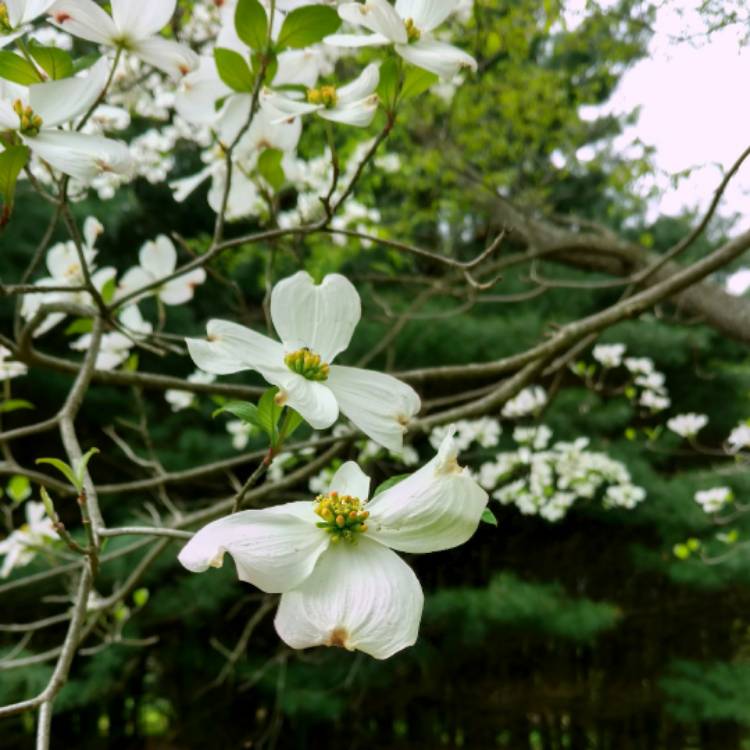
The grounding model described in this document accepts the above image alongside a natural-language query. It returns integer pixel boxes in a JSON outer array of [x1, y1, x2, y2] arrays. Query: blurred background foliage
[[3, 0, 750, 748]]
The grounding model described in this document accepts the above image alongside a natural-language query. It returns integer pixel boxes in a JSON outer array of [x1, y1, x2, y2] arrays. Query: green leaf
[[74, 447, 99, 486], [0, 146, 30, 208], [0, 399, 34, 414], [214, 47, 254, 93], [28, 43, 73, 80], [276, 5, 341, 49], [235, 0, 268, 50], [6, 475, 31, 504], [100, 276, 116, 304], [400, 67, 438, 101], [377, 58, 400, 110], [278, 408, 304, 442], [213, 399, 262, 429], [481, 508, 498, 526], [257, 387, 283, 445], [37, 457, 80, 491], [257, 147, 285, 191], [0, 51, 43, 85], [64, 318, 94, 336], [71, 53, 99, 74], [373, 473, 410, 497]]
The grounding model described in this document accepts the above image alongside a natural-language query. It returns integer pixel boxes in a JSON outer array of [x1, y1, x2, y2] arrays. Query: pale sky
[[563, 0, 750, 294]]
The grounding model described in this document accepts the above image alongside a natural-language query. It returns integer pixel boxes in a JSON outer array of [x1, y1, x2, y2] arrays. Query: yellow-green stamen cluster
[[314, 492, 369, 544], [307, 85, 338, 108], [404, 18, 421, 42], [0, 3, 11, 33], [284, 348, 330, 381], [13, 100, 43, 136]]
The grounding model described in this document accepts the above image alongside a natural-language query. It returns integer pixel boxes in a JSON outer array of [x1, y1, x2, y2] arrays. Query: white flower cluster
[[667, 413, 708, 439], [478, 427, 645, 522], [728, 423, 750, 453], [165, 371, 216, 412], [429, 418, 501, 451], [694, 487, 733, 514], [501, 387, 547, 419], [593, 343, 626, 368], [0, 502, 58, 578]]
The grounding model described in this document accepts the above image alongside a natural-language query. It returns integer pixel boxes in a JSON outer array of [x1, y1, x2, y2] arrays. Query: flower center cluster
[[314, 492, 369, 544], [13, 100, 43, 136], [284, 347, 330, 381], [306, 85, 338, 108], [404, 18, 421, 43], [0, 3, 11, 33]]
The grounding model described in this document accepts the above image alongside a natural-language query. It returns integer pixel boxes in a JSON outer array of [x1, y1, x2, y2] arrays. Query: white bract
[[667, 413, 708, 439], [0, 345, 27, 380], [0, 58, 132, 181], [327, 0, 477, 79], [178, 431, 488, 658], [71, 305, 152, 370], [165, 370, 216, 412], [261, 64, 380, 128], [0, 0, 57, 41], [186, 271, 421, 451], [117, 235, 206, 306], [49, 0, 198, 77], [695, 487, 733, 514], [593, 343, 625, 369], [0, 501, 58, 578]]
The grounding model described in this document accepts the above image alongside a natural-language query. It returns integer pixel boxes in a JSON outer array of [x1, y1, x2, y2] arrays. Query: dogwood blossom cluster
[[667, 413, 708, 439], [694, 487, 733, 514], [728, 423, 750, 453], [429, 417, 501, 451], [501, 386, 547, 419], [0, 501, 58, 578], [477, 425, 646, 522]]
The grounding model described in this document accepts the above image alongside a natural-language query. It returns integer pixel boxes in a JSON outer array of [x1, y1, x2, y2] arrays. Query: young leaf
[[373, 474, 410, 497], [401, 67, 438, 101], [257, 148, 285, 191], [28, 43, 73, 80], [276, 5, 341, 49], [36, 457, 80, 491], [278, 408, 304, 442], [74, 447, 99, 487], [235, 0, 268, 51], [481, 508, 498, 526], [214, 47, 254, 93], [0, 399, 34, 414], [100, 276, 117, 304], [6, 475, 31, 504], [257, 387, 283, 445], [213, 399, 262, 430], [0, 51, 43, 85], [377, 58, 400, 110], [0, 146, 30, 208], [64, 318, 94, 336]]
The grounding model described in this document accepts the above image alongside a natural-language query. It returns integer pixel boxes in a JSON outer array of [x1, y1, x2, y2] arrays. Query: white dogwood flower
[[667, 413, 708, 439], [186, 271, 421, 451], [327, 0, 477, 79], [178, 431, 488, 658], [0, 58, 132, 181], [1, 0, 57, 44], [727, 423, 750, 453], [71, 305, 152, 370], [117, 235, 206, 306], [0, 501, 58, 578], [0, 345, 27, 380], [49, 0, 198, 77], [21, 216, 112, 336], [261, 64, 380, 128]]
